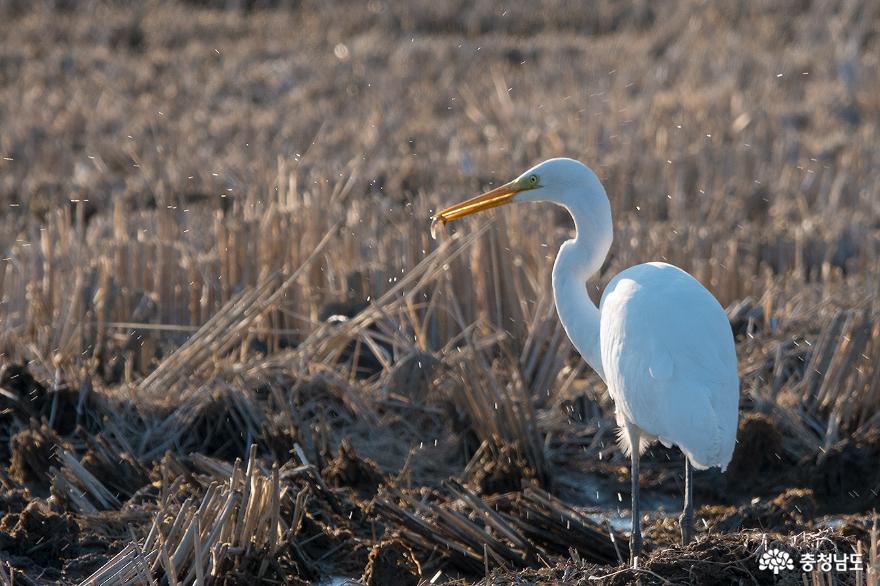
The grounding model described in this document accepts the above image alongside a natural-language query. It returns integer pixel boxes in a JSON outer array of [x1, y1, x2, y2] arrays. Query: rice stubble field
[[0, 1, 879, 584]]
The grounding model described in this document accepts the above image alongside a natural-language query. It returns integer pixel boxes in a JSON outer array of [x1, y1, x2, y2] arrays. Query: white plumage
[[432, 157, 740, 566], [600, 262, 739, 469]]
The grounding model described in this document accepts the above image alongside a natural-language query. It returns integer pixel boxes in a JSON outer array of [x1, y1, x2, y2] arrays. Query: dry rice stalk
[[80, 445, 293, 586], [137, 222, 340, 403]]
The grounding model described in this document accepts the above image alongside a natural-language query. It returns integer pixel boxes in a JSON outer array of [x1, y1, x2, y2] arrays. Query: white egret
[[431, 158, 739, 566]]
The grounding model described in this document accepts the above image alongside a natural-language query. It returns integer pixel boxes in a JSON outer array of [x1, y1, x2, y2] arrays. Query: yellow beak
[[430, 180, 521, 238]]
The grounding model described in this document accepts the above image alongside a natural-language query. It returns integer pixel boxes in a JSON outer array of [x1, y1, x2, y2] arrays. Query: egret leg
[[680, 456, 694, 545], [627, 424, 642, 567]]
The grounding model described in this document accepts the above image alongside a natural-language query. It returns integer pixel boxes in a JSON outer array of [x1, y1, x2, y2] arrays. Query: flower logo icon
[[759, 548, 794, 574]]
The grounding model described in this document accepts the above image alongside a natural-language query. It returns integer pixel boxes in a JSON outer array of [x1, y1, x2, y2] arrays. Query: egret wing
[[599, 263, 739, 469]]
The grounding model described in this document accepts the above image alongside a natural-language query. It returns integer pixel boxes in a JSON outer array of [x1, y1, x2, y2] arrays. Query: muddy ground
[[0, 364, 877, 585]]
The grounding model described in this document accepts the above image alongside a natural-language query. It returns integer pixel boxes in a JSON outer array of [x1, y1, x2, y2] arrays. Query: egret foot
[[679, 510, 694, 546], [630, 528, 643, 568]]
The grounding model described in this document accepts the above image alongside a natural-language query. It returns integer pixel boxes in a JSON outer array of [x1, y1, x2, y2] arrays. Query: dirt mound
[[0, 364, 80, 434], [804, 429, 880, 513], [0, 489, 29, 517], [0, 364, 48, 412], [605, 529, 855, 586], [8, 425, 61, 488], [322, 438, 385, 499], [361, 539, 421, 586], [464, 440, 538, 495], [464, 524, 865, 585], [725, 413, 796, 495], [714, 488, 816, 532], [0, 500, 79, 568]]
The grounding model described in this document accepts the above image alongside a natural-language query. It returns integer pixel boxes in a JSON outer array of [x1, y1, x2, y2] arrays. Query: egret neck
[[550, 190, 613, 382]]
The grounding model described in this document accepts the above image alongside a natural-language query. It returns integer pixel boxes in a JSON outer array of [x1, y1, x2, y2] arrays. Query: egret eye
[[528, 174, 538, 185]]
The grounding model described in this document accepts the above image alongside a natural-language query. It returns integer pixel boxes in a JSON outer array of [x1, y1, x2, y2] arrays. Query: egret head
[[431, 157, 607, 238]]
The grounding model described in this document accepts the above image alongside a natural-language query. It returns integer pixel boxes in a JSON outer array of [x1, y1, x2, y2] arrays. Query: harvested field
[[0, 0, 879, 584]]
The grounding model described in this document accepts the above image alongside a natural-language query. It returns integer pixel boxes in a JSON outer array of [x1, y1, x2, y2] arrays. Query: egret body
[[432, 158, 739, 566]]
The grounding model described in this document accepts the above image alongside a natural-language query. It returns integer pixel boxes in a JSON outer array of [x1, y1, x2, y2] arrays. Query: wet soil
[[1, 356, 877, 585]]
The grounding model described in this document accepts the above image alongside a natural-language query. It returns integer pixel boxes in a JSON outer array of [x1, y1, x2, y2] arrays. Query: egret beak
[[430, 180, 522, 238]]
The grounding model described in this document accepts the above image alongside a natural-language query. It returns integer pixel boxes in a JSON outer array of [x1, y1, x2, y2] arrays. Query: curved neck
[[551, 192, 613, 381]]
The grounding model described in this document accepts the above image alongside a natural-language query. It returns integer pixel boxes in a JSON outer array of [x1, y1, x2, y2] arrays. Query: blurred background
[[0, 1, 878, 584]]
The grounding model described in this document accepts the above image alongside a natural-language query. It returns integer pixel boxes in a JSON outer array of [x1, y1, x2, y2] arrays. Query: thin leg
[[680, 455, 694, 545], [627, 424, 642, 567]]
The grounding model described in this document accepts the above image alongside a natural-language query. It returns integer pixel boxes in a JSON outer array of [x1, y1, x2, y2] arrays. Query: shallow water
[[313, 577, 356, 586]]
